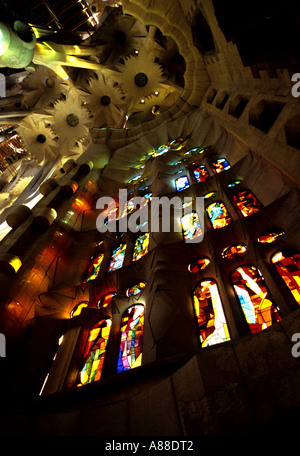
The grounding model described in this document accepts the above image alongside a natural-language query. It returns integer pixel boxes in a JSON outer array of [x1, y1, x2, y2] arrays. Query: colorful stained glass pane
[[188, 257, 210, 273], [71, 302, 89, 318], [207, 202, 232, 229], [104, 198, 118, 224], [181, 212, 203, 241], [232, 190, 262, 217], [204, 191, 216, 199], [175, 176, 190, 191], [231, 265, 282, 333], [257, 229, 285, 243], [108, 244, 127, 272], [228, 180, 242, 187], [77, 319, 112, 386], [117, 305, 144, 373], [84, 252, 104, 282], [193, 165, 209, 183], [151, 144, 170, 157], [212, 158, 231, 174], [126, 282, 146, 297], [132, 233, 150, 261], [97, 292, 116, 309], [169, 137, 186, 150], [222, 244, 247, 259], [193, 279, 230, 347], [272, 250, 300, 305]]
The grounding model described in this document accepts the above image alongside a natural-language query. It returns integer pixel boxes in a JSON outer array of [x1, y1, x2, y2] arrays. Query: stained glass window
[[169, 137, 186, 150], [104, 198, 119, 224], [207, 202, 232, 229], [204, 191, 216, 199], [150, 144, 170, 157], [271, 249, 300, 305], [77, 319, 112, 386], [108, 244, 127, 272], [175, 175, 190, 192], [257, 229, 285, 243], [231, 265, 282, 333], [188, 257, 210, 273], [228, 180, 242, 188], [232, 190, 262, 218], [126, 282, 146, 297], [70, 301, 89, 318], [193, 279, 230, 347], [222, 244, 247, 260], [84, 252, 104, 282], [212, 158, 231, 174], [117, 305, 144, 373], [97, 292, 116, 309], [132, 233, 150, 261], [181, 212, 203, 241], [193, 165, 209, 183]]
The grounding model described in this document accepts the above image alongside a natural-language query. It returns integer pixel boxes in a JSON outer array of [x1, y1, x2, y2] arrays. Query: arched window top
[[175, 175, 190, 191], [97, 292, 116, 309], [192, 279, 230, 347], [108, 244, 127, 272], [222, 243, 247, 259], [258, 229, 285, 243], [212, 158, 231, 174], [126, 282, 147, 297], [70, 301, 89, 318], [206, 201, 232, 229], [271, 248, 300, 264], [84, 252, 104, 282], [117, 305, 144, 373], [132, 233, 150, 262], [193, 164, 209, 183], [231, 265, 281, 333], [271, 249, 300, 305], [232, 189, 262, 218], [77, 318, 112, 387], [188, 257, 210, 273]]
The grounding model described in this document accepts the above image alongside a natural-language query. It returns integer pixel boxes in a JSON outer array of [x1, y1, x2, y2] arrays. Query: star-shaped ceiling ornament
[[44, 90, 92, 148], [16, 114, 59, 165], [90, 11, 148, 64], [20, 65, 71, 109], [113, 48, 171, 113], [79, 71, 127, 128]]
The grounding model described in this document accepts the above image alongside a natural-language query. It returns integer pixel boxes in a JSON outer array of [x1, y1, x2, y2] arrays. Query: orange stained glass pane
[[97, 292, 116, 309], [206, 201, 232, 229], [84, 252, 104, 282], [232, 190, 262, 218], [271, 250, 300, 305], [71, 301, 89, 318], [257, 229, 285, 243], [193, 279, 230, 347], [193, 165, 209, 183], [188, 257, 211, 273], [77, 319, 112, 387], [222, 244, 247, 259], [231, 265, 282, 334]]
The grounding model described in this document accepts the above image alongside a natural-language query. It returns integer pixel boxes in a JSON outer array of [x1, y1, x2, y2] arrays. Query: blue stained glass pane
[[175, 176, 190, 191]]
